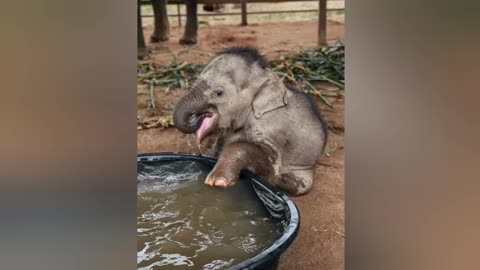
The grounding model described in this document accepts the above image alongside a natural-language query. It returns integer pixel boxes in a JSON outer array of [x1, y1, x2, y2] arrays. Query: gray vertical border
[[346, 0, 480, 269]]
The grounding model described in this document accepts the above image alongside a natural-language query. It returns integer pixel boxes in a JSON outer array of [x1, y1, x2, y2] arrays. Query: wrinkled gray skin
[[173, 52, 327, 196]]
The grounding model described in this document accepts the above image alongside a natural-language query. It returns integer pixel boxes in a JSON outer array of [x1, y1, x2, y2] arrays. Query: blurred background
[[2, 0, 479, 269]]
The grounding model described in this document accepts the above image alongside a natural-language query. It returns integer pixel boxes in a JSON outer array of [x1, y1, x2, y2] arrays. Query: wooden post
[[241, 0, 248, 26], [318, 0, 327, 46], [177, 3, 182, 27]]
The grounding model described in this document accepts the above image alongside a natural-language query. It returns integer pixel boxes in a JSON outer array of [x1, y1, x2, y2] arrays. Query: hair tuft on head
[[219, 47, 268, 69]]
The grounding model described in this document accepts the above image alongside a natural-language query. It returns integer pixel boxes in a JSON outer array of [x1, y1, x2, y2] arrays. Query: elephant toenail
[[214, 178, 227, 187]]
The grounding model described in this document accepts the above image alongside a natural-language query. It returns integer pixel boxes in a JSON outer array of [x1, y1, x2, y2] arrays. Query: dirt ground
[[142, 20, 344, 65], [138, 20, 344, 270]]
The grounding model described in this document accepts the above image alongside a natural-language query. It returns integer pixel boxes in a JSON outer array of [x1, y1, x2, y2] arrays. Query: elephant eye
[[214, 90, 224, 97]]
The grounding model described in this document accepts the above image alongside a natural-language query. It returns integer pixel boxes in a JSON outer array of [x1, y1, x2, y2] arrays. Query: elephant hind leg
[[274, 169, 314, 196]]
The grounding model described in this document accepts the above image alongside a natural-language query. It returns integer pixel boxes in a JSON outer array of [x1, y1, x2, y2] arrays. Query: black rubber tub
[[137, 152, 300, 270]]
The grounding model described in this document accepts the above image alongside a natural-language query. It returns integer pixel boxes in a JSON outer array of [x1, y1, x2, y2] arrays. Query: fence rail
[[141, 9, 344, 18]]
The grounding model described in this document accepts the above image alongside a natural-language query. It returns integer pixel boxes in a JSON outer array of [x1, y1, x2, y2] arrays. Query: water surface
[[137, 160, 283, 270]]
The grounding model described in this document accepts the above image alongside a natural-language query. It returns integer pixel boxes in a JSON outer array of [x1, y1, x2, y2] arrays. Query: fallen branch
[[137, 115, 174, 130]]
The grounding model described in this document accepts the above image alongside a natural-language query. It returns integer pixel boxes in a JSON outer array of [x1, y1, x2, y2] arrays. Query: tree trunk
[[151, 0, 170, 42], [180, 0, 198, 44]]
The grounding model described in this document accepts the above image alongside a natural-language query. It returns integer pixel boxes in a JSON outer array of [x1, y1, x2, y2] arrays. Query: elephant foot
[[204, 4, 224, 12], [150, 35, 169, 43], [274, 169, 313, 196], [137, 48, 150, 60], [179, 36, 197, 45], [204, 169, 238, 188]]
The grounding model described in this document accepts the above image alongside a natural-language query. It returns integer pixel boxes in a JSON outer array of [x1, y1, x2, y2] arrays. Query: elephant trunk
[[173, 81, 210, 134]]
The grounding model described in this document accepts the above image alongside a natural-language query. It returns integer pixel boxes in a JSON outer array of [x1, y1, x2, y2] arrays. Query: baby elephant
[[173, 47, 328, 196]]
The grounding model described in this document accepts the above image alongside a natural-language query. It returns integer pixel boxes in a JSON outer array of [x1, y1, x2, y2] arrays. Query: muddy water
[[137, 160, 284, 270]]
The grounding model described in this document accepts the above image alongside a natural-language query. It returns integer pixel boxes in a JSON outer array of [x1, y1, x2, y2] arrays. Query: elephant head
[[173, 47, 288, 143]]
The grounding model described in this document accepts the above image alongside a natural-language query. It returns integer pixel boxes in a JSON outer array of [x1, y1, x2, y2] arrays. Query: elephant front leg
[[205, 142, 274, 188], [180, 0, 198, 44], [137, 0, 149, 59], [151, 0, 170, 42]]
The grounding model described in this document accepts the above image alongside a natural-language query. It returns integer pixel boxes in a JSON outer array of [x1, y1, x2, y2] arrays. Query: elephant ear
[[252, 71, 288, 119]]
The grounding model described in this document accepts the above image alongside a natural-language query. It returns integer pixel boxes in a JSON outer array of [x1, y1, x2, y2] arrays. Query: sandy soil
[[138, 20, 344, 270]]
